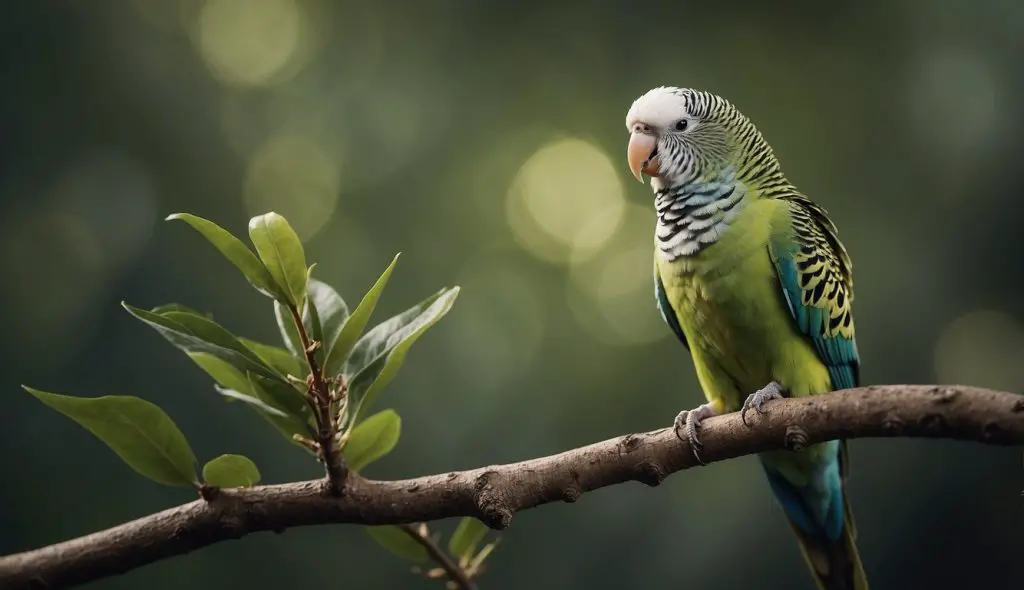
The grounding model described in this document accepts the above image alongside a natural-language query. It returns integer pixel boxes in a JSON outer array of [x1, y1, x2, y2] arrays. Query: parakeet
[[624, 86, 867, 590]]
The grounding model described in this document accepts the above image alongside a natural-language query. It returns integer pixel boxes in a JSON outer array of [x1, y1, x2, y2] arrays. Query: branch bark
[[2, 385, 1022, 589]]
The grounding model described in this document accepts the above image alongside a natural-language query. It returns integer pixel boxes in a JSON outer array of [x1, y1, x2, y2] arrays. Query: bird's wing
[[654, 259, 689, 351], [768, 195, 859, 390], [769, 194, 861, 539]]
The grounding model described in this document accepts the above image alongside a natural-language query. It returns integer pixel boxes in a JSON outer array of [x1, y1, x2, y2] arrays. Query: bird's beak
[[627, 130, 660, 183]]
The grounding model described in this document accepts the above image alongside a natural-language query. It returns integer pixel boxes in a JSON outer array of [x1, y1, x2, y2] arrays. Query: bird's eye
[[674, 120, 688, 131]]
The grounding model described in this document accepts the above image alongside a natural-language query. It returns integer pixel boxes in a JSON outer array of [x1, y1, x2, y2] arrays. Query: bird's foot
[[739, 381, 785, 426], [673, 403, 719, 465]]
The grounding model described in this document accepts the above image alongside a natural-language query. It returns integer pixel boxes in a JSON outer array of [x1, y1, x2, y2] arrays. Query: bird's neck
[[653, 170, 749, 261]]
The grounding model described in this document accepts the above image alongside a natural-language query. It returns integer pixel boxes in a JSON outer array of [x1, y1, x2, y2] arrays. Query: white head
[[625, 86, 766, 189]]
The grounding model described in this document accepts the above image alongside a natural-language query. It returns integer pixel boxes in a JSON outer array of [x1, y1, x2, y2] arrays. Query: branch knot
[[881, 411, 904, 434], [473, 471, 514, 529], [620, 433, 644, 453], [928, 387, 960, 404], [635, 459, 666, 487], [784, 425, 809, 451], [920, 413, 949, 434]]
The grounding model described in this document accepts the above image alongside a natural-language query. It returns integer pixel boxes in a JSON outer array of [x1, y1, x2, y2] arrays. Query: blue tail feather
[[762, 456, 845, 541], [761, 444, 867, 589]]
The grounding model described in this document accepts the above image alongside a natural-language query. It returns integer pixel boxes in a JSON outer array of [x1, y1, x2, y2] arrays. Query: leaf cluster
[[22, 211, 490, 586]]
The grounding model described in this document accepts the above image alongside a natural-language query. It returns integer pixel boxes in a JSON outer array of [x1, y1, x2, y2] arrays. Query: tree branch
[[400, 524, 479, 590], [2, 385, 1021, 589]]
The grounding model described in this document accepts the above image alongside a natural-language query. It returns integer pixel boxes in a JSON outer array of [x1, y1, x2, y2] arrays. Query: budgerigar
[[624, 87, 867, 590]]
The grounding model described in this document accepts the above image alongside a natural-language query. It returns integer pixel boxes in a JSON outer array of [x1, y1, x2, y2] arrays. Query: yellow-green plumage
[[629, 87, 867, 590], [656, 197, 833, 410]]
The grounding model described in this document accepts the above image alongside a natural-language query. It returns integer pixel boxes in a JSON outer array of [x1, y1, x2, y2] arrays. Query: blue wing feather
[[769, 197, 860, 391], [654, 268, 688, 351]]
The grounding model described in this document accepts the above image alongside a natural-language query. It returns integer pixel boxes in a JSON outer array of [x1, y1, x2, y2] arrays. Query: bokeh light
[[194, 0, 308, 88], [243, 134, 341, 242], [451, 125, 552, 233], [934, 309, 1024, 392], [506, 137, 626, 265]]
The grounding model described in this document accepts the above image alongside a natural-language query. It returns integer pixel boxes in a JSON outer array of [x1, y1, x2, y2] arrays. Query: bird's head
[[625, 86, 769, 189]]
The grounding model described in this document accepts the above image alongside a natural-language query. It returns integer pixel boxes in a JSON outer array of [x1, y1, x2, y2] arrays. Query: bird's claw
[[740, 381, 785, 427], [673, 403, 718, 465]]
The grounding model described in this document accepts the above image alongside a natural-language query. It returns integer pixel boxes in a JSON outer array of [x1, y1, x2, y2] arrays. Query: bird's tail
[[786, 497, 867, 590], [762, 452, 868, 590]]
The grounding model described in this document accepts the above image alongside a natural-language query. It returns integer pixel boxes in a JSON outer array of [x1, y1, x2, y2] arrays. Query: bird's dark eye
[[674, 120, 688, 131]]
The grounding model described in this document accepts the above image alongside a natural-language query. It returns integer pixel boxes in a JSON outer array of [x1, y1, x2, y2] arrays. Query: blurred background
[[2, 0, 1022, 588]]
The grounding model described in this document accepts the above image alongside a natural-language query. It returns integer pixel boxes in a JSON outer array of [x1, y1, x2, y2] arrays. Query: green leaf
[[274, 301, 304, 357], [215, 374, 313, 449], [305, 286, 326, 367], [342, 409, 400, 472], [366, 526, 428, 563], [248, 212, 308, 307], [188, 352, 252, 393], [187, 348, 310, 443], [342, 287, 452, 378], [202, 454, 261, 487], [448, 517, 489, 561], [124, 303, 275, 379], [346, 286, 460, 425], [307, 278, 349, 363], [215, 387, 289, 418], [273, 278, 350, 368], [162, 310, 269, 366], [324, 253, 400, 376], [239, 338, 305, 378], [166, 213, 285, 300], [248, 372, 307, 419], [23, 387, 196, 486], [183, 352, 311, 447], [150, 303, 210, 317]]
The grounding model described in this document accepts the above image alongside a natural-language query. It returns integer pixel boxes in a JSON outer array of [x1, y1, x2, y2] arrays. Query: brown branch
[[289, 305, 347, 492], [1, 385, 1021, 589], [400, 524, 479, 590]]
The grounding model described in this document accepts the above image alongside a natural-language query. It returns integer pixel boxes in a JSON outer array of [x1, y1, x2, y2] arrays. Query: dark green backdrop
[[2, 1, 1022, 588]]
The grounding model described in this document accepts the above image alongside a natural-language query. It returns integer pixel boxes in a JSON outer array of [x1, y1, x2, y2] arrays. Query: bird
[[624, 86, 867, 590]]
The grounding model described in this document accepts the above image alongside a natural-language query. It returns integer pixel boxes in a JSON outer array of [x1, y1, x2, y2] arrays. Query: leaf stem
[[289, 305, 347, 492], [400, 524, 479, 590]]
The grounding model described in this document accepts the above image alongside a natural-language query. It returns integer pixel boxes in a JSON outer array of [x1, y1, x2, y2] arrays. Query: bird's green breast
[[656, 197, 832, 413]]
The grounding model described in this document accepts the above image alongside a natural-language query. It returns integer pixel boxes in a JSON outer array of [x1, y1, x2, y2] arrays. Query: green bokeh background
[[2, 1, 1023, 588]]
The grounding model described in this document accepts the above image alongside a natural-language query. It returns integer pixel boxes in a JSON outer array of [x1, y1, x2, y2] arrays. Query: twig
[[1, 385, 1021, 589], [400, 524, 479, 590], [289, 306, 347, 492]]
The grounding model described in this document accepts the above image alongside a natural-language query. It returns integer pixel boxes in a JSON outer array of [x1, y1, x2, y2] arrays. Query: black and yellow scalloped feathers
[[769, 194, 859, 390]]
